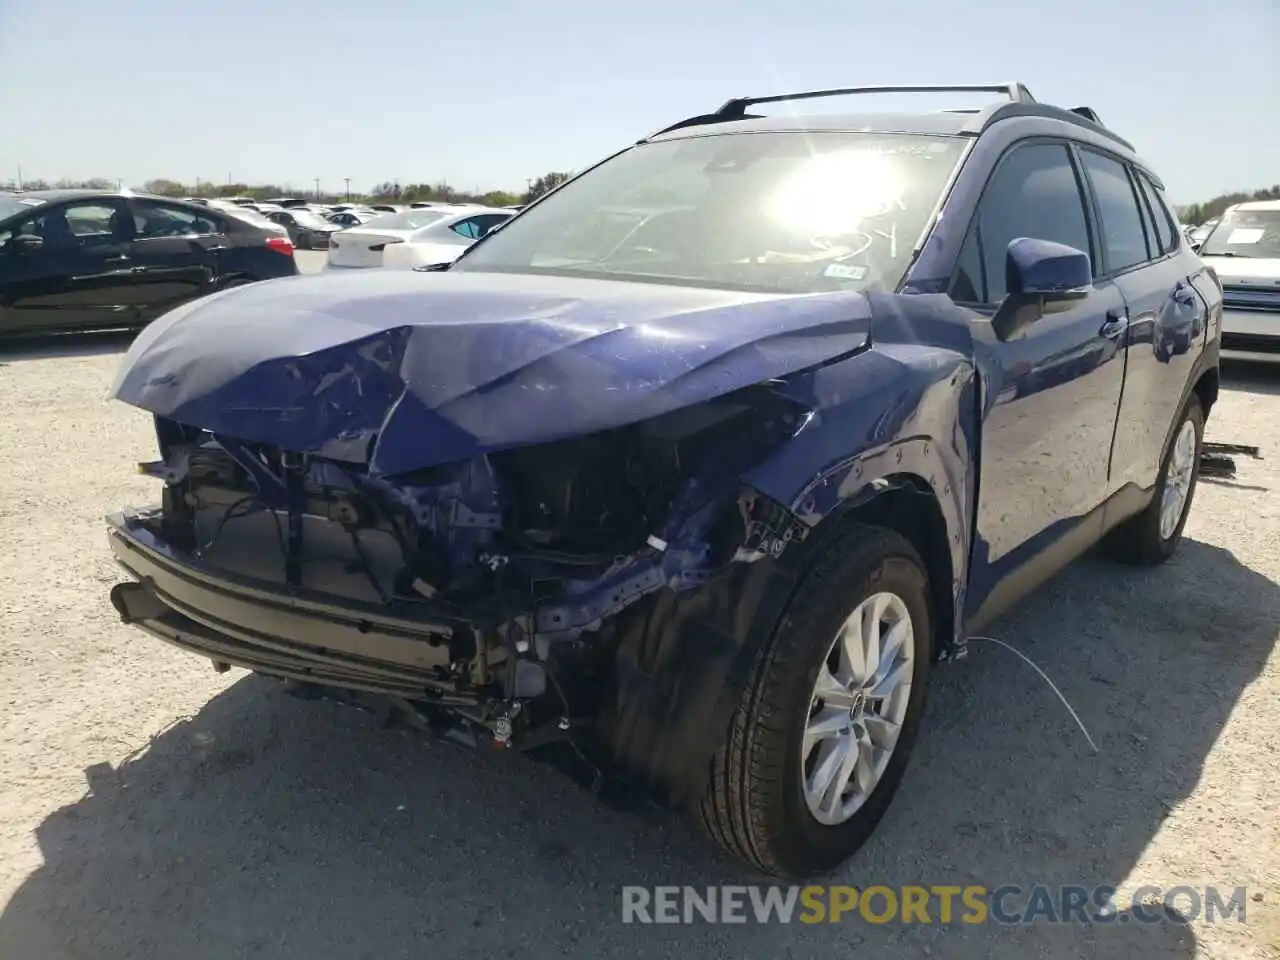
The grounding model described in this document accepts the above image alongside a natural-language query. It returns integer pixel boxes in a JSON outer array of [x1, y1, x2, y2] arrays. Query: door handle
[[1099, 310, 1127, 339], [130, 266, 147, 274]]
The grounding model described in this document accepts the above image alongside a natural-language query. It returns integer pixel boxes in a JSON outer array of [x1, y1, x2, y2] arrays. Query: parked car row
[[325, 204, 515, 269], [179, 195, 523, 262], [0, 185, 530, 336], [1185, 217, 1219, 246]]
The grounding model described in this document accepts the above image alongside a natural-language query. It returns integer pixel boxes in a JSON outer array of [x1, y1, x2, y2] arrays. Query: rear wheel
[[1103, 396, 1203, 566], [696, 526, 933, 878]]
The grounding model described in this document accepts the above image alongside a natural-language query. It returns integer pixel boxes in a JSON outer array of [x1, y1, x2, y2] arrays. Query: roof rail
[[717, 83, 1036, 116], [641, 83, 1036, 141], [979, 101, 1134, 152]]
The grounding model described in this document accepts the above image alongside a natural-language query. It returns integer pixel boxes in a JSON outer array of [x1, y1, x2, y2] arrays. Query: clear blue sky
[[1, 0, 1274, 204]]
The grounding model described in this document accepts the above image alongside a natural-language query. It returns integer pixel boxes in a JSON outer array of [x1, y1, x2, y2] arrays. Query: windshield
[[364, 209, 450, 231], [0, 196, 47, 221], [452, 131, 967, 293], [1199, 208, 1280, 258]]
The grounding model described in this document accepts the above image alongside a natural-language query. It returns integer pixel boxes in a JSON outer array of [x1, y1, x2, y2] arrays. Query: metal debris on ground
[[1200, 441, 1263, 480]]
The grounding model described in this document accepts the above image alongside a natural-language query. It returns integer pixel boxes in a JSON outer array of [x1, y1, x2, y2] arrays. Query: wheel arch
[[1193, 365, 1219, 418], [800, 474, 956, 662]]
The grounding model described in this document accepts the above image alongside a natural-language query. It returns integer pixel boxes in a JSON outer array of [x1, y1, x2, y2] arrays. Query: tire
[[696, 525, 933, 878], [1103, 396, 1204, 566]]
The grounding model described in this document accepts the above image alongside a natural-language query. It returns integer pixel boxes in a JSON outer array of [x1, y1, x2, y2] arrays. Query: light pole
[[314, 177, 321, 200], [344, 178, 351, 202]]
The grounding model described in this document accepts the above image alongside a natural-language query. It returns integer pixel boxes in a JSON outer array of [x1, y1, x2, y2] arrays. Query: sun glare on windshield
[[764, 149, 906, 237]]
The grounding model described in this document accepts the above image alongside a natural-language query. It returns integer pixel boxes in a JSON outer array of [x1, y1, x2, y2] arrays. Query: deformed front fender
[[596, 293, 981, 809], [745, 292, 980, 647], [594, 528, 809, 809]]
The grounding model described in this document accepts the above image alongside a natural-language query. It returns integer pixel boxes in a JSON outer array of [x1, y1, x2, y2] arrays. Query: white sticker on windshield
[[822, 262, 867, 281], [1227, 227, 1265, 244], [18, 198, 44, 206]]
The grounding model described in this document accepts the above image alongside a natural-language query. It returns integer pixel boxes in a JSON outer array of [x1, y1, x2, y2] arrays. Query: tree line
[[5, 173, 1275, 225], [0, 172, 575, 207], [1178, 185, 1280, 226]]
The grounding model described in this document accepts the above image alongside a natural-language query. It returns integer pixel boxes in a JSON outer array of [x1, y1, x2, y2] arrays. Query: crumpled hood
[[111, 269, 873, 476]]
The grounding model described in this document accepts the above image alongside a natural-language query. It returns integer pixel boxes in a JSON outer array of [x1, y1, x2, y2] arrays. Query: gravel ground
[[0, 267, 1276, 958]]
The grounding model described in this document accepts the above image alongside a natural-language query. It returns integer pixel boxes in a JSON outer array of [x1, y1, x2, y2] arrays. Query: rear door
[[952, 141, 1129, 626], [127, 199, 223, 321], [0, 199, 139, 334], [1075, 149, 1204, 501]]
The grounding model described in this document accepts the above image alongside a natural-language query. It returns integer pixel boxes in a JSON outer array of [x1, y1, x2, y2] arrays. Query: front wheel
[[1103, 396, 1204, 566], [696, 525, 933, 878]]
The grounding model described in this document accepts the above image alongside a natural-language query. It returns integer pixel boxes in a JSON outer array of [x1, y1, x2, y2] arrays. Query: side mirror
[[991, 237, 1092, 341], [12, 235, 43, 256], [1190, 240, 1203, 254]]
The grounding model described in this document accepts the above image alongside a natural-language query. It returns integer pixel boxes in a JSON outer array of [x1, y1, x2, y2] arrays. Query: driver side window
[[951, 143, 1094, 304]]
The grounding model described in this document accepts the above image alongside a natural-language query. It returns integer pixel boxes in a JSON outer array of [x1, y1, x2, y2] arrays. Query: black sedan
[[263, 208, 337, 249], [0, 190, 299, 337]]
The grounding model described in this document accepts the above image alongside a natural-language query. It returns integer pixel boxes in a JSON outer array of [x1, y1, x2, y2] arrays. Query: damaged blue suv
[[106, 84, 1222, 878]]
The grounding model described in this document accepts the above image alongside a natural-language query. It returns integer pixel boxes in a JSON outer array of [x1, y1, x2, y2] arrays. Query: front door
[[127, 198, 223, 322], [951, 141, 1128, 626], [0, 199, 139, 334]]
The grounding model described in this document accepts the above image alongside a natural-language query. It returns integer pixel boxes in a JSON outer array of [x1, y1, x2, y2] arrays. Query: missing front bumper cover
[[106, 511, 484, 704]]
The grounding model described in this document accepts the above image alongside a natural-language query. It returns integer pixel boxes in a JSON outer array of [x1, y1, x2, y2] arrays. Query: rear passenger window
[[1079, 150, 1151, 273], [954, 142, 1093, 303], [1135, 173, 1178, 255], [133, 200, 221, 239]]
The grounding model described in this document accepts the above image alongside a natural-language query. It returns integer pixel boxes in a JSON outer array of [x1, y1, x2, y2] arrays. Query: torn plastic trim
[[524, 484, 809, 645]]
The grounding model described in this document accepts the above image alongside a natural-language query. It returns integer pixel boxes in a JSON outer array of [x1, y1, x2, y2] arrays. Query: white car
[[1196, 199, 1280, 363], [326, 206, 513, 270]]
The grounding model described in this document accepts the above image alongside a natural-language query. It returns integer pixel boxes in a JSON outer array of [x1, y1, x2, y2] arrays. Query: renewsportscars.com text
[[620, 885, 1249, 925]]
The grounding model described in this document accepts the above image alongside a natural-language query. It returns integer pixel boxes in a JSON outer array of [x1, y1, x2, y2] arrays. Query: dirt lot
[[0, 309, 1276, 958]]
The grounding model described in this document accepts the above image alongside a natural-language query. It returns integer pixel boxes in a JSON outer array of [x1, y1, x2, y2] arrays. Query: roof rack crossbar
[[639, 112, 765, 142], [713, 83, 1036, 119]]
